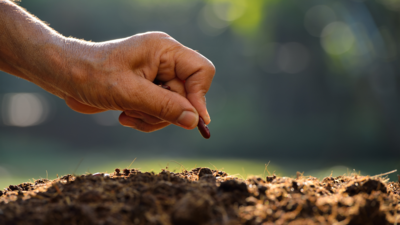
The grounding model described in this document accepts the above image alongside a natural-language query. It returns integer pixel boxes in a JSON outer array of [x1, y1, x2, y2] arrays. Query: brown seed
[[197, 116, 210, 139], [155, 80, 209, 139]]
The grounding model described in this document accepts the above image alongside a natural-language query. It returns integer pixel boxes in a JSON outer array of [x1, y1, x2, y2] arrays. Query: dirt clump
[[345, 177, 387, 196], [198, 167, 213, 179], [171, 192, 214, 225], [0, 168, 399, 225]]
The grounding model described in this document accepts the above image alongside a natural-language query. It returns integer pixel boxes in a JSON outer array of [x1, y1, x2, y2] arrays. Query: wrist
[[58, 37, 97, 94]]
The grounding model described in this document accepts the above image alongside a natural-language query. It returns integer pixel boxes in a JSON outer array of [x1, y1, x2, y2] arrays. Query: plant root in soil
[[1, 167, 400, 225]]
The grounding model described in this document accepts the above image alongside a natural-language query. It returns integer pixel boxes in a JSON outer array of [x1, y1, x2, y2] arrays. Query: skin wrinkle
[[132, 119, 148, 132], [172, 48, 186, 77], [131, 80, 148, 111], [187, 76, 205, 94], [151, 52, 161, 80], [130, 114, 169, 132], [155, 47, 179, 84], [157, 94, 173, 121], [184, 68, 205, 109], [133, 112, 163, 124], [124, 116, 167, 133], [108, 93, 122, 111]]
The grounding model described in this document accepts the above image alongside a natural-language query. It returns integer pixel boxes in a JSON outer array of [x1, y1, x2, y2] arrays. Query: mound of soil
[[0, 168, 399, 225]]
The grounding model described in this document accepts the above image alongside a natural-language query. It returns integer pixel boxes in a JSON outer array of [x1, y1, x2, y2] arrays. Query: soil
[[0, 167, 399, 225]]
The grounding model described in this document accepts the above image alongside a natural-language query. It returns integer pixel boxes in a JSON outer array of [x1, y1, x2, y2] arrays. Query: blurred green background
[[1, 0, 400, 188]]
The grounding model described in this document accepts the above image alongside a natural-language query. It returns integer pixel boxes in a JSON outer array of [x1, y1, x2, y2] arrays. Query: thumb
[[133, 79, 199, 129]]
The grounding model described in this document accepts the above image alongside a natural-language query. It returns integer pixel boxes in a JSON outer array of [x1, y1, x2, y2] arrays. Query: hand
[[62, 32, 215, 132], [0, 2, 215, 132]]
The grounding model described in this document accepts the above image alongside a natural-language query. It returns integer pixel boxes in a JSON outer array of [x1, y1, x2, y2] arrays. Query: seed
[[156, 80, 210, 139], [197, 116, 210, 139]]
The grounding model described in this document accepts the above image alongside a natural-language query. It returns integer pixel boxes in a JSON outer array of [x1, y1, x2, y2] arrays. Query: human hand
[[0, 1, 214, 132], [61, 32, 215, 132]]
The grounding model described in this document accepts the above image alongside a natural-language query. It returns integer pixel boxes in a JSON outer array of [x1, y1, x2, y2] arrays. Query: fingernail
[[205, 110, 211, 124], [177, 111, 198, 128]]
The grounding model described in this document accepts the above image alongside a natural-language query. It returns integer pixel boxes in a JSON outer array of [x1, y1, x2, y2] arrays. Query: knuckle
[[153, 31, 170, 38], [206, 63, 216, 77], [142, 31, 171, 40]]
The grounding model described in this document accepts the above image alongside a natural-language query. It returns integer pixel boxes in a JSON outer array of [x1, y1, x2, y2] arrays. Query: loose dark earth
[[0, 167, 399, 225]]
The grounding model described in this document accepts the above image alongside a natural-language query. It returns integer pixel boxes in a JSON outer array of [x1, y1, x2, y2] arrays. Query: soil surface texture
[[0, 168, 399, 225]]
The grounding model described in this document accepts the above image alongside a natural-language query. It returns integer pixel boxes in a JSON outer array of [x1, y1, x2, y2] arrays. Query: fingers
[[174, 48, 215, 124], [124, 110, 164, 124], [119, 112, 170, 132], [65, 96, 107, 114], [133, 79, 198, 129], [123, 79, 185, 127]]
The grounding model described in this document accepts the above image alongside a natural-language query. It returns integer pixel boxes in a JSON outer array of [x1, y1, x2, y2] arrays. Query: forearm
[[0, 1, 77, 88]]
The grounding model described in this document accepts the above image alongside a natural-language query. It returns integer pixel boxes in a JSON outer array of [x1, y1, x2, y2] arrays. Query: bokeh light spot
[[1, 93, 49, 127], [321, 22, 355, 55], [211, 0, 247, 22], [197, 4, 229, 36]]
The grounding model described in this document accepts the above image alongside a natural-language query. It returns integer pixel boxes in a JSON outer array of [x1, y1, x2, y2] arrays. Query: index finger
[[174, 48, 215, 124]]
